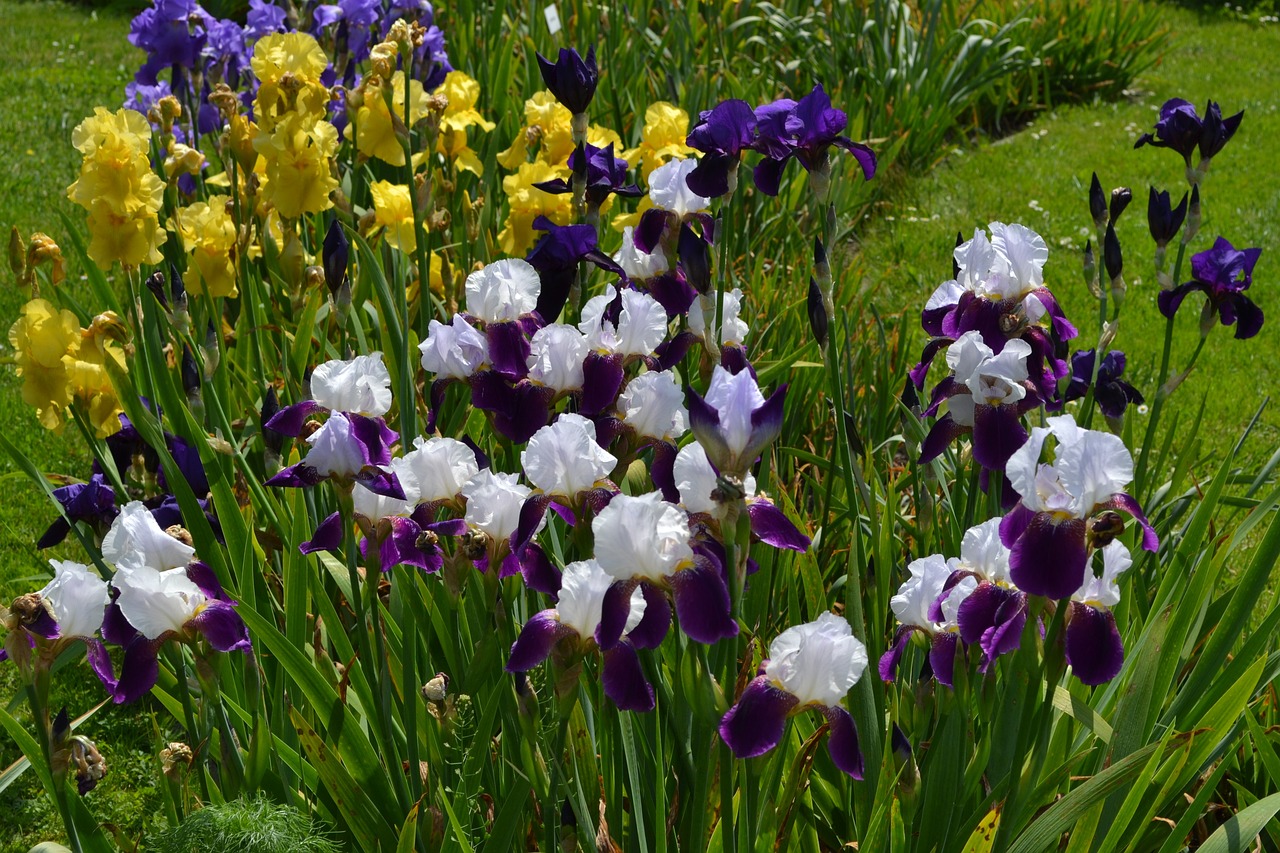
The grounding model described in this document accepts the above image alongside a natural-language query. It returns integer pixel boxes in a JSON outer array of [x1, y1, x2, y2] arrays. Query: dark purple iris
[[534, 143, 642, 208], [1065, 350, 1144, 420], [685, 99, 756, 197], [536, 46, 598, 115], [1134, 98, 1243, 166], [525, 216, 624, 323], [1158, 237, 1264, 339], [751, 85, 876, 196], [1147, 187, 1188, 248], [38, 474, 119, 549]]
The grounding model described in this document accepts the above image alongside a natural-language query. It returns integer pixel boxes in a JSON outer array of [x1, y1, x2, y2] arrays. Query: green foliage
[[148, 796, 340, 853]]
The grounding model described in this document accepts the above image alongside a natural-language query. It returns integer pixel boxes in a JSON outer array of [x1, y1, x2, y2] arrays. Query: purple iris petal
[[1100, 493, 1159, 553], [113, 637, 161, 704], [878, 624, 921, 683], [506, 610, 574, 672], [751, 156, 788, 197], [627, 584, 672, 650], [84, 638, 116, 693], [26, 605, 60, 640], [653, 330, 698, 371], [354, 467, 406, 500], [719, 676, 798, 759], [519, 542, 562, 597], [265, 462, 327, 489], [486, 321, 532, 381], [1133, 98, 1203, 160], [1065, 350, 1144, 420], [1031, 288, 1078, 341], [1008, 513, 1089, 600], [747, 500, 810, 551], [596, 579, 641, 651], [919, 413, 969, 465], [536, 46, 597, 115], [381, 516, 446, 573], [39, 474, 119, 549], [671, 562, 737, 645], [513, 495, 553, 554], [602, 642, 655, 711], [527, 216, 624, 323], [102, 596, 139, 647], [469, 374, 554, 444], [686, 99, 758, 197], [1065, 601, 1124, 685], [1166, 237, 1265, 338], [645, 273, 698, 318], [634, 208, 670, 255], [981, 590, 1028, 666], [909, 337, 955, 389], [929, 632, 961, 689], [999, 503, 1036, 548], [266, 400, 326, 437], [186, 560, 227, 601], [300, 511, 345, 554], [580, 352, 625, 416], [971, 404, 1029, 470], [956, 582, 1014, 646], [191, 601, 251, 653], [820, 704, 864, 779]]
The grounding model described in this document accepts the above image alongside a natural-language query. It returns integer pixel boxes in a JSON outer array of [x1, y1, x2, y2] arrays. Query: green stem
[[1135, 239, 1189, 496], [27, 670, 82, 853], [544, 702, 574, 852]]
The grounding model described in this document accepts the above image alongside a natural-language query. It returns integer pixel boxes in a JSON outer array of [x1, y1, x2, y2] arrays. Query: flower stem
[[1135, 238, 1189, 496]]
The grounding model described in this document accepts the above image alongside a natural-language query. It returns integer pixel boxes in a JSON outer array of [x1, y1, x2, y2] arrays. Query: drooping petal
[[113, 637, 161, 704], [919, 413, 970, 465], [1009, 513, 1088, 599], [506, 610, 574, 672], [596, 578, 641, 651], [671, 562, 737, 644], [190, 601, 251, 653], [602, 642, 655, 711], [929, 632, 960, 689], [719, 676, 798, 758], [747, 499, 810, 551], [627, 583, 671, 650], [980, 591, 1028, 665], [820, 704, 864, 779], [878, 624, 920, 683], [972, 404, 1029, 470], [84, 638, 116, 692], [519, 542, 562, 597], [1101, 493, 1159, 553], [1065, 601, 1124, 685], [300, 511, 345, 554]]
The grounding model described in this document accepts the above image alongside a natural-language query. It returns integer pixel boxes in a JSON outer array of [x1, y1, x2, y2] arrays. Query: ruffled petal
[[190, 602, 251, 653], [506, 610, 573, 672], [300, 511, 345, 554], [819, 704, 864, 779], [1009, 513, 1088, 599], [671, 561, 737, 645], [747, 499, 810, 551]]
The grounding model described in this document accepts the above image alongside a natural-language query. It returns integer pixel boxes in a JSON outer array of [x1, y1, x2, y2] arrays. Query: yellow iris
[[252, 32, 331, 129], [369, 181, 425, 254], [356, 74, 429, 167], [171, 195, 239, 298], [498, 161, 573, 255], [434, 71, 495, 177], [66, 108, 165, 270], [254, 114, 340, 220], [622, 102, 696, 179]]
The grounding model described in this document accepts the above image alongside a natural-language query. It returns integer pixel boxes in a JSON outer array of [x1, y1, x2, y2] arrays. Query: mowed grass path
[[856, 7, 1280, 468]]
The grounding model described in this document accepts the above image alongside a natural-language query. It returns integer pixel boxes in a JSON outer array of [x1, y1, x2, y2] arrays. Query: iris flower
[[720, 612, 868, 778], [1158, 237, 1264, 339], [750, 85, 876, 196], [688, 365, 786, 479], [1065, 541, 1132, 685], [880, 555, 977, 687]]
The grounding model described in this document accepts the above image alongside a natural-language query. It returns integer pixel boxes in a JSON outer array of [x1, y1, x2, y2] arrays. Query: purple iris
[[525, 216, 624, 323], [245, 0, 287, 39], [685, 99, 757, 197], [202, 17, 249, 89], [536, 46, 598, 115], [687, 365, 785, 478], [38, 474, 119, 549], [129, 0, 210, 86], [1065, 350, 1144, 420], [1134, 98, 1243, 166], [1158, 237, 1264, 339], [534, 143, 643, 209], [1147, 187, 1188, 248], [750, 85, 876, 196]]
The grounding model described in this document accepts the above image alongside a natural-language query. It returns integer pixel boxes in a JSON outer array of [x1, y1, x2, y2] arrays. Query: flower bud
[[1109, 187, 1132, 224], [421, 672, 450, 703], [807, 276, 828, 348], [160, 742, 193, 778], [261, 385, 284, 461], [145, 270, 169, 310], [952, 230, 964, 280], [1089, 172, 1108, 230], [8, 227, 26, 281], [203, 319, 220, 379], [1103, 224, 1123, 283], [891, 724, 920, 802], [1082, 239, 1101, 299], [677, 223, 711, 296]]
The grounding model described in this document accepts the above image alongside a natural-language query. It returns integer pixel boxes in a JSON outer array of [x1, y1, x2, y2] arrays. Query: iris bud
[[1109, 187, 1132, 224], [1089, 172, 1108, 230], [807, 276, 828, 348]]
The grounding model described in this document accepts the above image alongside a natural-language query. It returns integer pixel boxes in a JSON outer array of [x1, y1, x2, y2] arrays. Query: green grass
[[0, 6, 161, 852], [857, 6, 1280, 467]]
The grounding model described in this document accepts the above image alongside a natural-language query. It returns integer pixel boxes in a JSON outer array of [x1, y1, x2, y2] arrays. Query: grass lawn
[[0, 1, 1275, 848], [856, 6, 1280, 469]]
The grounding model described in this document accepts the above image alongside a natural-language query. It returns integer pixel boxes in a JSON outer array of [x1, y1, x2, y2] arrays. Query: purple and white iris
[[720, 612, 867, 778], [1065, 541, 1132, 685], [880, 555, 976, 687], [911, 223, 1076, 404], [938, 518, 1028, 671], [688, 365, 786, 479], [265, 353, 403, 498], [592, 492, 736, 648], [506, 559, 658, 711], [920, 331, 1041, 471], [1001, 415, 1157, 600]]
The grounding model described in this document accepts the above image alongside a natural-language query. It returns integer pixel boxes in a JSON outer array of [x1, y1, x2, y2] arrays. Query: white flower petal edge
[[465, 258, 541, 324], [593, 492, 693, 583], [41, 560, 109, 639], [102, 501, 196, 572], [460, 469, 535, 542], [764, 612, 867, 708], [889, 554, 951, 631], [420, 315, 489, 379], [112, 565, 205, 640], [401, 437, 479, 503], [310, 352, 393, 416], [704, 365, 766, 458], [614, 226, 669, 280], [1073, 541, 1132, 608], [951, 517, 1013, 586], [1006, 414, 1133, 517], [689, 287, 749, 347], [521, 414, 617, 497], [527, 324, 588, 391], [618, 370, 688, 442], [556, 559, 648, 639], [673, 441, 756, 517], [647, 158, 710, 218]]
